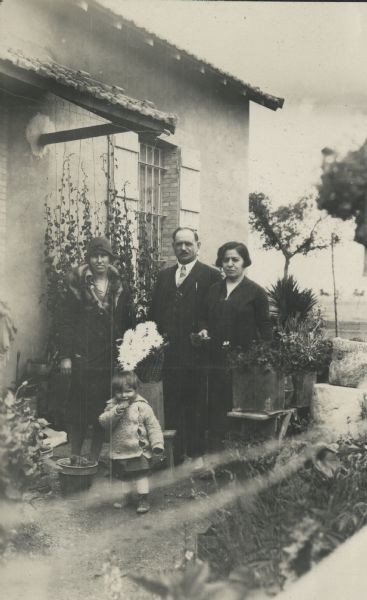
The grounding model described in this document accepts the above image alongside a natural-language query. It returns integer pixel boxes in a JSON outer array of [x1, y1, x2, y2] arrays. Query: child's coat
[[99, 394, 164, 460]]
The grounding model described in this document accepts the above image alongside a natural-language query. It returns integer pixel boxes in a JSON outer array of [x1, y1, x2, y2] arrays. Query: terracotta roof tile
[[0, 47, 177, 132]]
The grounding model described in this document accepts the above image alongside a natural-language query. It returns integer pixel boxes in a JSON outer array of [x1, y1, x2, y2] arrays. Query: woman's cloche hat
[[86, 236, 115, 260]]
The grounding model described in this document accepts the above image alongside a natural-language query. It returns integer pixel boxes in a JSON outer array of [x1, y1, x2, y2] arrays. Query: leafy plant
[[267, 276, 318, 327], [44, 154, 94, 348], [276, 318, 332, 374], [202, 434, 367, 594], [318, 141, 367, 246], [226, 340, 286, 373], [226, 316, 331, 375], [44, 149, 162, 352], [250, 193, 329, 278], [0, 388, 43, 501]]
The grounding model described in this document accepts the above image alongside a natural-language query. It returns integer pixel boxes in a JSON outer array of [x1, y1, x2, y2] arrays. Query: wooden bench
[[227, 409, 296, 442], [163, 429, 176, 471]]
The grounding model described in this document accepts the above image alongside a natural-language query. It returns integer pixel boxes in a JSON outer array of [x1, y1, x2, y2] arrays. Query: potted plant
[[277, 318, 332, 407], [227, 340, 287, 412]]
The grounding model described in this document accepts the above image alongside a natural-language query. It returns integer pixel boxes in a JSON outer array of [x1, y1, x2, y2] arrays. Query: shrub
[[200, 435, 367, 593], [267, 276, 318, 327], [0, 389, 43, 500]]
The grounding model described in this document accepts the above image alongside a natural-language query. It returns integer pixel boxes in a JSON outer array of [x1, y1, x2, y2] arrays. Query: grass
[[196, 432, 367, 596]]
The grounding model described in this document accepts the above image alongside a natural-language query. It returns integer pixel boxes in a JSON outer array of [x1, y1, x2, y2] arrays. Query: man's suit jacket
[[150, 260, 222, 368]]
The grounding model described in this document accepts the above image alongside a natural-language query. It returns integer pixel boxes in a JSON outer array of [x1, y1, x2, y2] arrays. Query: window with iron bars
[[138, 143, 165, 257]]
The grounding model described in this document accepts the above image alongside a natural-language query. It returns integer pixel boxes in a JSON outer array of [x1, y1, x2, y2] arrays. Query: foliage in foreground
[[199, 435, 367, 595], [0, 389, 43, 501]]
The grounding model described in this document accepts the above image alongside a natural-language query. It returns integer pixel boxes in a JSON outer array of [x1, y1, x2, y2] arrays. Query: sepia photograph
[[1, 1, 367, 598]]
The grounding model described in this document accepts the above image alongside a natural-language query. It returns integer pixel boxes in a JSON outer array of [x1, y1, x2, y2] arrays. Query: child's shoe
[[113, 491, 134, 509], [136, 494, 150, 514]]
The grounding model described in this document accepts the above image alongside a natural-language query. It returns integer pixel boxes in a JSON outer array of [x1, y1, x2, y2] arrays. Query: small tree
[[249, 193, 329, 279], [318, 141, 367, 274]]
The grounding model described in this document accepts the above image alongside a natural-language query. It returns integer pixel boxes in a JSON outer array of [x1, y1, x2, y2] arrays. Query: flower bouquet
[[118, 321, 167, 383]]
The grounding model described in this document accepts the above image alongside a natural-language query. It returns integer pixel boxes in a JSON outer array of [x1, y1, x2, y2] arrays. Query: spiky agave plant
[[267, 276, 318, 328]]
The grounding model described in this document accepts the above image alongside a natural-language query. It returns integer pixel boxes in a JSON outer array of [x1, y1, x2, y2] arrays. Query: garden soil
[[1, 443, 214, 600]]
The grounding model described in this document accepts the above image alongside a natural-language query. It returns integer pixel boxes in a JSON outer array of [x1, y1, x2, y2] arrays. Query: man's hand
[[190, 330, 210, 347], [60, 358, 72, 376]]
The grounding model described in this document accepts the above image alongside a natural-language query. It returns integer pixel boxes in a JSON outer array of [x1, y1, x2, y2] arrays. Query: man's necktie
[[177, 264, 187, 287]]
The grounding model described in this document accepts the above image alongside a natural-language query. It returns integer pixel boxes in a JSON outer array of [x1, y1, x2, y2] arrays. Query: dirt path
[[2, 450, 214, 600]]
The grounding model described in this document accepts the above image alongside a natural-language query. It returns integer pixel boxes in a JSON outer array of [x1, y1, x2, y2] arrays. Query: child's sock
[[113, 482, 132, 509], [136, 477, 150, 513], [136, 476, 149, 495]]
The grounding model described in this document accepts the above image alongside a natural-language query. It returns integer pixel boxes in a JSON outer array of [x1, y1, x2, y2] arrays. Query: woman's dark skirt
[[66, 364, 112, 427], [207, 360, 232, 452]]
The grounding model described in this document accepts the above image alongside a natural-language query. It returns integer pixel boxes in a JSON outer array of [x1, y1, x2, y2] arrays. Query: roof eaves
[[0, 47, 177, 133], [86, 0, 284, 111]]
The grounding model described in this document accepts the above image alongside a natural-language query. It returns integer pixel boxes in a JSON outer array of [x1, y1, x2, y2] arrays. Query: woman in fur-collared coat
[[58, 237, 134, 462]]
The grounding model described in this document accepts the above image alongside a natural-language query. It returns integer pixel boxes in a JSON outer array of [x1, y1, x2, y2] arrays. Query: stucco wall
[[3, 92, 109, 383]]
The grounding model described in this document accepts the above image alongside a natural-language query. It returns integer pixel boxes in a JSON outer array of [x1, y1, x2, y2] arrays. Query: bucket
[[56, 458, 98, 496]]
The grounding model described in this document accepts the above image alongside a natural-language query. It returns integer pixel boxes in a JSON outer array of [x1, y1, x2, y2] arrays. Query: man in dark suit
[[150, 227, 222, 464]]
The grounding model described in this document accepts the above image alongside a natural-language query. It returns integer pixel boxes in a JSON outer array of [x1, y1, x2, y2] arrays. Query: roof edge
[[72, 0, 285, 112]]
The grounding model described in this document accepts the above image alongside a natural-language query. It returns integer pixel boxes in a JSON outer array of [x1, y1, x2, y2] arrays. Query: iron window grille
[[138, 143, 166, 257]]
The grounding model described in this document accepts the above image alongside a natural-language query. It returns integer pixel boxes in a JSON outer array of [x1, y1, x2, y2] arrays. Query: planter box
[[292, 371, 317, 408], [232, 367, 285, 412]]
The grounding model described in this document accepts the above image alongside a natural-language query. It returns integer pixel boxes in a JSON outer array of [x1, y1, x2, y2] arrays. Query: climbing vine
[[44, 146, 160, 348]]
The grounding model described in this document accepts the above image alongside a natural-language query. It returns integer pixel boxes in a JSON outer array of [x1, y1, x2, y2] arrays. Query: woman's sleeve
[[58, 290, 79, 360], [254, 288, 273, 341]]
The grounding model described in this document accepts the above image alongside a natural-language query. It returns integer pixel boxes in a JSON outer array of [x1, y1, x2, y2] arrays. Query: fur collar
[[66, 263, 124, 310]]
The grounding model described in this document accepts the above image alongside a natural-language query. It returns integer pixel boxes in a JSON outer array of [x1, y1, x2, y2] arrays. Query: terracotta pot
[[56, 458, 98, 496], [292, 371, 317, 407], [232, 367, 285, 412]]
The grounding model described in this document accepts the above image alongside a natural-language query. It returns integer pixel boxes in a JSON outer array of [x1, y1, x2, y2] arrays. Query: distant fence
[[326, 321, 367, 342]]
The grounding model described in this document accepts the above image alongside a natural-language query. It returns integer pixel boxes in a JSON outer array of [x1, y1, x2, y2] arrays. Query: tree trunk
[[283, 257, 290, 279], [364, 248, 367, 277], [331, 233, 339, 337]]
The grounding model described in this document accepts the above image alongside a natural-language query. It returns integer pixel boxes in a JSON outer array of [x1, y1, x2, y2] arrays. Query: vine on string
[[44, 146, 161, 349]]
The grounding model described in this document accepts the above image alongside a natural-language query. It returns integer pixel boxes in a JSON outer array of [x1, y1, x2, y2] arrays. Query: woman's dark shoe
[[136, 495, 150, 514]]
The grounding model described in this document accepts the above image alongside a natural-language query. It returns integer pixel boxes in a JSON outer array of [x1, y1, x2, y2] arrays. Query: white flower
[[118, 321, 164, 372]]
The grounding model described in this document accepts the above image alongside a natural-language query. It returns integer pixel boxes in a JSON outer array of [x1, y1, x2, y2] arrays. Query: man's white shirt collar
[[175, 258, 198, 285]]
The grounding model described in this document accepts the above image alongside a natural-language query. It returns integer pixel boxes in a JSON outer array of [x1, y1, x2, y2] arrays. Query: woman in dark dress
[[58, 237, 134, 462], [204, 241, 272, 449]]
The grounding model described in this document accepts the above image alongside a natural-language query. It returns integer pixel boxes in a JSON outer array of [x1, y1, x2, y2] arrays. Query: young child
[[99, 370, 164, 514]]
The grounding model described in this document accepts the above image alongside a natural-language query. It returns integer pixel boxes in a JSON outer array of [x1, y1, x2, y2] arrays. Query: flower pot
[[232, 367, 285, 412], [284, 375, 295, 408], [56, 458, 98, 496], [292, 371, 317, 407]]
